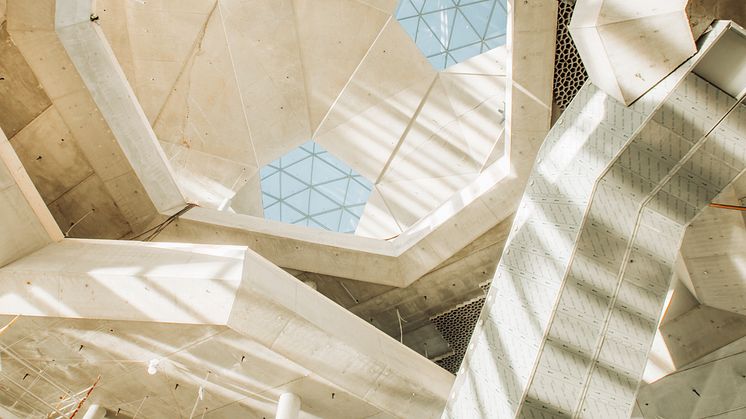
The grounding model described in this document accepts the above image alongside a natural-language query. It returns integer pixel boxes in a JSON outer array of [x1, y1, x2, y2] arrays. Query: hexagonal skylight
[[395, 0, 508, 70], [260, 141, 373, 233]]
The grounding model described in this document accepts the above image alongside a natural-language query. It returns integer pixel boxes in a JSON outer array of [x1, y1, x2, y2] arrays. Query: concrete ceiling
[[93, 0, 508, 237], [0, 0, 745, 418]]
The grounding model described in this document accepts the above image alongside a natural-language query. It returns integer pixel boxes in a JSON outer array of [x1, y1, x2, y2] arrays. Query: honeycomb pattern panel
[[431, 295, 486, 374], [553, 0, 588, 110]]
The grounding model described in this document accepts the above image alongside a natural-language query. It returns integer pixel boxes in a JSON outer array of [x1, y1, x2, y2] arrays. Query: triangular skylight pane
[[422, 9, 456, 49], [410, 0, 426, 12], [449, 10, 482, 49], [485, 3, 507, 38], [427, 52, 448, 70], [399, 16, 420, 40], [416, 19, 447, 56], [449, 42, 484, 63], [261, 172, 281, 198], [484, 35, 505, 50], [283, 155, 313, 182], [396, 0, 420, 19], [339, 210, 359, 233], [312, 209, 343, 231], [347, 204, 367, 218], [284, 189, 310, 214], [395, 0, 508, 70], [345, 181, 372, 206], [279, 172, 307, 197], [323, 178, 350, 204], [262, 194, 279, 208], [312, 159, 347, 184], [422, 0, 455, 13], [263, 200, 281, 220], [299, 141, 315, 154], [459, 1, 493, 36], [279, 145, 311, 167], [309, 189, 340, 214], [280, 202, 305, 224], [260, 141, 373, 233], [260, 164, 278, 180]]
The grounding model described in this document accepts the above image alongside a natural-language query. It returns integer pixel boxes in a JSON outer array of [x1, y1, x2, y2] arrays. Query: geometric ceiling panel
[[396, 0, 508, 70], [260, 141, 373, 233]]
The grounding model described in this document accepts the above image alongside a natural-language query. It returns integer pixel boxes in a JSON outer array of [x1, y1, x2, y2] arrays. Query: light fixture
[[147, 359, 159, 375]]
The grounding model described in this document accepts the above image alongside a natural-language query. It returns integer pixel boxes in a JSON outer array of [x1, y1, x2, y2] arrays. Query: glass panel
[[421, 9, 455, 49], [339, 210, 359, 234], [460, 1, 493, 37], [449, 11, 480, 49], [396, 0, 420, 19], [449, 42, 484, 63], [260, 141, 373, 233], [485, 2, 508, 39], [395, 0, 508, 70]]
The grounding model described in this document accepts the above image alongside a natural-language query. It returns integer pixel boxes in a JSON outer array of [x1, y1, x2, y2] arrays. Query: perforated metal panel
[[431, 296, 487, 374], [553, 0, 588, 111]]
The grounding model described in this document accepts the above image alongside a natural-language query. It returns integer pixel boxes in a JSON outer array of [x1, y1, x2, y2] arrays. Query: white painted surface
[[570, 0, 697, 105], [275, 393, 301, 419], [82, 404, 106, 419]]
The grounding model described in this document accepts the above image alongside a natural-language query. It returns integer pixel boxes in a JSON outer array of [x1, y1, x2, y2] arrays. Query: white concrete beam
[[53, 0, 186, 214], [445, 21, 746, 419], [0, 127, 62, 267], [0, 238, 453, 419]]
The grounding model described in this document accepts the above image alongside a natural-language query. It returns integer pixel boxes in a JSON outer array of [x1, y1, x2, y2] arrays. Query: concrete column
[[82, 404, 106, 419], [275, 393, 301, 419]]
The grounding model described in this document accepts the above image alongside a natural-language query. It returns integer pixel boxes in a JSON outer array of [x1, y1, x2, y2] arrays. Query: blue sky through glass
[[260, 141, 373, 234], [395, 0, 508, 70]]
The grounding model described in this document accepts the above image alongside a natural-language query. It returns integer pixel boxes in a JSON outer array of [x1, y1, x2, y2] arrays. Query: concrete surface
[[0, 239, 453, 418]]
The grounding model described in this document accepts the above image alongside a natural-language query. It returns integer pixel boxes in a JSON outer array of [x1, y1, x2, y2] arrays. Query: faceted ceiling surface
[[395, 0, 508, 69], [96, 0, 508, 239], [260, 141, 373, 233]]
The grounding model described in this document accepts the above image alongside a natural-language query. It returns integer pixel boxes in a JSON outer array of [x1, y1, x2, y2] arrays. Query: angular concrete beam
[[6, 0, 179, 235], [445, 21, 746, 419], [53, 0, 186, 214], [0, 238, 453, 418], [570, 0, 697, 105], [0, 127, 62, 267], [30, 0, 555, 287]]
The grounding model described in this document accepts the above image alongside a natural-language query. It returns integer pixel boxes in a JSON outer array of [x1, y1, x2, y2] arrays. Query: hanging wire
[[396, 308, 408, 343], [129, 203, 197, 241], [64, 208, 95, 237], [132, 396, 148, 419], [188, 371, 212, 419], [338, 281, 359, 304]]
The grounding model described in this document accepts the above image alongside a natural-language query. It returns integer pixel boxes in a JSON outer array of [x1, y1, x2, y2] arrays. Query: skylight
[[260, 141, 373, 234], [395, 0, 508, 70]]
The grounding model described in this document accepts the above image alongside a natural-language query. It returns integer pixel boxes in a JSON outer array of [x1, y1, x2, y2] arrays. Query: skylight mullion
[[482, 0, 497, 39], [337, 175, 353, 231], [307, 147, 315, 215], [260, 141, 373, 234]]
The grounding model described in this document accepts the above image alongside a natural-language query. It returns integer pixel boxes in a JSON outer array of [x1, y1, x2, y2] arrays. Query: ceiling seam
[[150, 0, 218, 129], [289, 0, 315, 148], [311, 15, 393, 139], [216, 0, 260, 170], [375, 74, 438, 184]]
